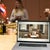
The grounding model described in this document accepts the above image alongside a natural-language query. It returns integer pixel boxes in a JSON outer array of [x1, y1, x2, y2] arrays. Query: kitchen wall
[[1, 0, 50, 21]]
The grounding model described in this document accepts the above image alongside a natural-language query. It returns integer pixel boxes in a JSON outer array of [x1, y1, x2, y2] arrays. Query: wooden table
[[0, 35, 17, 50]]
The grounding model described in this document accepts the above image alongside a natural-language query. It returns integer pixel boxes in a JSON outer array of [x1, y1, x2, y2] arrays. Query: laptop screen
[[18, 21, 50, 43]]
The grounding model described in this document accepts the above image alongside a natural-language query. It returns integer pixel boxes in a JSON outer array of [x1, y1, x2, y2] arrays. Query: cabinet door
[[23, 0, 40, 20], [0, 25, 3, 34]]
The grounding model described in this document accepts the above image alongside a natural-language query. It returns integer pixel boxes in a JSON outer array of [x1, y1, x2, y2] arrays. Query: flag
[[0, 3, 7, 18]]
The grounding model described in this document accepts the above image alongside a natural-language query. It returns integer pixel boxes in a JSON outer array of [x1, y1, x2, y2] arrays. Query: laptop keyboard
[[19, 43, 47, 47]]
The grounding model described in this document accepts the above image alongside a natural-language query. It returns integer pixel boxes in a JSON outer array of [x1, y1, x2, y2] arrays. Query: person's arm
[[10, 9, 15, 21], [22, 9, 29, 20]]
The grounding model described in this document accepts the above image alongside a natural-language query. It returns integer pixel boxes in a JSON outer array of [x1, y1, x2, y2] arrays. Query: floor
[[0, 35, 17, 50]]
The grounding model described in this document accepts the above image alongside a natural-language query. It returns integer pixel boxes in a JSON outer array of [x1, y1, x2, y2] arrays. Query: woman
[[10, 0, 28, 22]]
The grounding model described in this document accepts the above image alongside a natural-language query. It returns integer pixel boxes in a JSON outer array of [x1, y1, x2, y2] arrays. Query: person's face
[[15, 1, 21, 8]]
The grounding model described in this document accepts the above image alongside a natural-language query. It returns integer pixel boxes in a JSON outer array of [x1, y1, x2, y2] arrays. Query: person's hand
[[16, 16, 21, 20]]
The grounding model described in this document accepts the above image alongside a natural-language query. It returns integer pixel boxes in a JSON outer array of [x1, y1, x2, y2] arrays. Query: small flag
[[0, 3, 7, 18]]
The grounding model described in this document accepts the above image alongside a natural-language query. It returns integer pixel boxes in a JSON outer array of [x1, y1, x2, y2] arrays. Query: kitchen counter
[[0, 35, 17, 50]]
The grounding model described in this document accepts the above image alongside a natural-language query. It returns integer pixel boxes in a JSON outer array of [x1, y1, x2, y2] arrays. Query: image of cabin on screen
[[19, 22, 48, 39]]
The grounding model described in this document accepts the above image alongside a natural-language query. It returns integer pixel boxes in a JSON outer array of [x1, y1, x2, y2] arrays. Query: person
[[44, 8, 50, 21], [10, 0, 28, 22]]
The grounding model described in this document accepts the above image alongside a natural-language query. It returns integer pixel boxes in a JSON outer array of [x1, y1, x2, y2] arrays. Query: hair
[[15, 0, 24, 12], [16, 0, 22, 4], [15, 0, 24, 8]]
